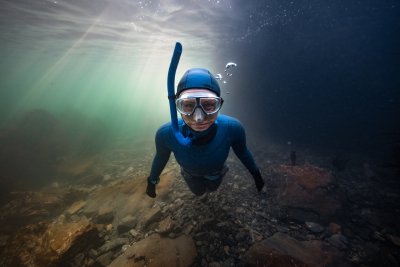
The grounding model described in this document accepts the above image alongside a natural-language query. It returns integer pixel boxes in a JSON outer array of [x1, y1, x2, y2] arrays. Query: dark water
[[222, 1, 400, 159]]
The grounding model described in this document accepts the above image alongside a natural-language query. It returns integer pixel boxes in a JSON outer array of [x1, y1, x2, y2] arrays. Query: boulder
[[0, 216, 100, 267], [0, 189, 80, 230], [82, 172, 174, 228], [243, 232, 336, 267], [244, 244, 308, 267], [272, 164, 341, 221], [109, 234, 197, 267]]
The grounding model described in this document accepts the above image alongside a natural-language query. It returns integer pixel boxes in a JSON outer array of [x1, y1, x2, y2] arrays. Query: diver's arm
[[231, 122, 258, 173], [146, 128, 171, 197], [231, 121, 264, 192]]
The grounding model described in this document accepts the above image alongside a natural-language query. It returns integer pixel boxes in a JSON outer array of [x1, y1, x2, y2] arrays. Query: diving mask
[[176, 96, 224, 116]]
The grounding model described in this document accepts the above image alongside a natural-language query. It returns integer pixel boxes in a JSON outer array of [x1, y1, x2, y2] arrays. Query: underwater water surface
[[0, 0, 399, 266]]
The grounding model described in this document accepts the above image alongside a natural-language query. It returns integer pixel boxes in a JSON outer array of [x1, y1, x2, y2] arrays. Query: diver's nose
[[193, 108, 205, 122]]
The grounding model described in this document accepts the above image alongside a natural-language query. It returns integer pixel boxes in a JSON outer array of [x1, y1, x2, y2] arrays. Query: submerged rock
[[0, 188, 87, 233], [305, 222, 324, 234], [108, 233, 197, 267], [327, 234, 348, 250], [81, 172, 174, 228], [98, 237, 129, 255], [0, 216, 100, 267], [96, 251, 114, 266], [66, 200, 86, 216], [244, 245, 308, 267], [158, 216, 175, 235], [117, 215, 137, 233], [271, 164, 341, 222], [243, 232, 336, 267]]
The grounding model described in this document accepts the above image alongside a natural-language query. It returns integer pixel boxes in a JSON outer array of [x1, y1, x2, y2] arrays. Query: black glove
[[146, 181, 157, 198], [251, 169, 265, 192]]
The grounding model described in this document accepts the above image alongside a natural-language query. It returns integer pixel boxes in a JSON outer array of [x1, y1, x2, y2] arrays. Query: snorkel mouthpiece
[[168, 42, 191, 146]]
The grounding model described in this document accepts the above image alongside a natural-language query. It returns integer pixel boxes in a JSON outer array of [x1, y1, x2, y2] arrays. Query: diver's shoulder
[[158, 121, 171, 131], [217, 114, 243, 127], [156, 122, 172, 137], [157, 119, 185, 135]]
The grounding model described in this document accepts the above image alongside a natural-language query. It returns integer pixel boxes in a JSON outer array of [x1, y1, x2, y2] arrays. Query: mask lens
[[176, 98, 196, 115], [200, 98, 221, 114]]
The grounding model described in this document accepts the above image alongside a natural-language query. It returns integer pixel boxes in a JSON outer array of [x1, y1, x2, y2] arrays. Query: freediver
[[146, 43, 264, 198]]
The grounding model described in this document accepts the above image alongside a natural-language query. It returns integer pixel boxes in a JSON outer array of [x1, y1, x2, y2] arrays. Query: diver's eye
[[181, 99, 196, 112], [202, 102, 215, 111], [183, 103, 194, 109], [201, 99, 218, 112]]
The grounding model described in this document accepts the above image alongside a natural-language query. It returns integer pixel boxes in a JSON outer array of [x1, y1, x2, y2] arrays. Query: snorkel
[[167, 42, 191, 146]]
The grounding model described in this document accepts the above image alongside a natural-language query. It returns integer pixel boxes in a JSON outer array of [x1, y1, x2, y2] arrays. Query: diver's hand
[[251, 169, 265, 192], [146, 181, 157, 198]]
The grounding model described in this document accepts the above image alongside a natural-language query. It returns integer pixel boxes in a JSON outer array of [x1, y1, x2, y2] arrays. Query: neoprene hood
[[177, 68, 221, 97]]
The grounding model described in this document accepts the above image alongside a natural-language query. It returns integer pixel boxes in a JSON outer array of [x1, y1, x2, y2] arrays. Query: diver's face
[[179, 89, 219, 132]]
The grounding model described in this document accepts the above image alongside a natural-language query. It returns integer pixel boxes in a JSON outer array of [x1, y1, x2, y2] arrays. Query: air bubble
[[224, 62, 237, 77], [225, 62, 237, 70]]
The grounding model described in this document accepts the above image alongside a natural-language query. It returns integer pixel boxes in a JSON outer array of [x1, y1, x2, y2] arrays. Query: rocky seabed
[[0, 146, 399, 267]]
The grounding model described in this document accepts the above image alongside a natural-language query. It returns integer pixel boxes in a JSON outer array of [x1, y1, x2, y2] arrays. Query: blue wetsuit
[[148, 114, 259, 194]]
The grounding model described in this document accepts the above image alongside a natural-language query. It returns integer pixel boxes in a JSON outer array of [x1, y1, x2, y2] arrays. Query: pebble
[[328, 234, 348, 250], [96, 251, 113, 266], [105, 224, 113, 232], [223, 246, 230, 254], [305, 222, 325, 233], [121, 244, 130, 253], [88, 249, 98, 259], [129, 229, 139, 238], [98, 238, 129, 254]]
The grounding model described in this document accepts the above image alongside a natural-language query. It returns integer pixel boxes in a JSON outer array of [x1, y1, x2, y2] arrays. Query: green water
[[0, 40, 219, 190], [1, 41, 218, 139], [0, 1, 242, 142]]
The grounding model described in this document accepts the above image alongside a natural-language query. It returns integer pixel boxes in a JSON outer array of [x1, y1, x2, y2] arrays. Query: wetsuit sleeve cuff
[[147, 176, 160, 185]]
